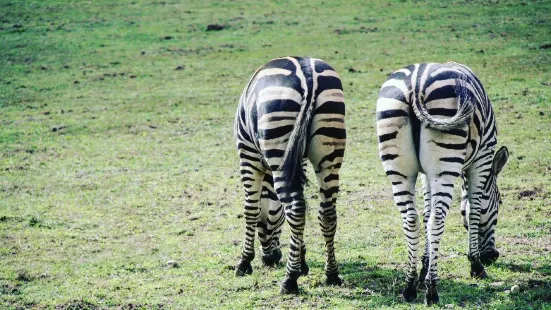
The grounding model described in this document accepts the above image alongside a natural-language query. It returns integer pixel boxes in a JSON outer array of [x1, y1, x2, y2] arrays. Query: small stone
[[490, 281, 504, 287], [510, 285, 520, 294], [206, 24, 226, 31], [51, 125, 67, 132], [167, 260, 179, 268], [445, 304, 454, 309]]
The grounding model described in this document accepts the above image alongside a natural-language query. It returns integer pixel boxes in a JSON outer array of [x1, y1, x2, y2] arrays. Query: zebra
[[234, 56, 346, 294], [376, 62, 509, 305]]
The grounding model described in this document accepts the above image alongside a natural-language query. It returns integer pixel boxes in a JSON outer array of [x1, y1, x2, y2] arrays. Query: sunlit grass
[[1, 0, 550, 308]]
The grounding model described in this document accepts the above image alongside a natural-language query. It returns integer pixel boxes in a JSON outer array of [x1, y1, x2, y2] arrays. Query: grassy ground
[[1, 0, 550, 308]]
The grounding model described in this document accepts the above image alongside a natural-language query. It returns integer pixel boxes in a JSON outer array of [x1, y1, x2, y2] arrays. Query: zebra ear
[[492, 146, 509, 176]]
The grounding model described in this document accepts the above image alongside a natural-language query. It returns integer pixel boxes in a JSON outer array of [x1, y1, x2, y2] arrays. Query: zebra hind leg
[[391, 176, 420, 302], [315, 166, 343, 286], [235, 165, 264, 277]]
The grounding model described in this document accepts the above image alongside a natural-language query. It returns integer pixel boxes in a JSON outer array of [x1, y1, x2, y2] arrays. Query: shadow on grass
[[304, 260, 551, 307], [493, 261, 551, 276]]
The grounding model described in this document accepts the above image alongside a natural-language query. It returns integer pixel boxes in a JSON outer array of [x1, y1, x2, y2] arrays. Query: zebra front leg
[[260, 206, 284, 267], [261, 160, 307, 269], [235, 166, 264, 277], [460, 176, 489, 274], [418, 174, 431, 289], [465, 173, 488, 279], [424, 175, 455, 305], [390, 175, 420, 302], [259, 173, 284, 267]]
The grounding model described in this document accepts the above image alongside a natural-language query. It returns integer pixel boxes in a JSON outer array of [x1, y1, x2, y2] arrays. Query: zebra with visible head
[[234, 57, 346, 294], [376, 62, 509, 305]]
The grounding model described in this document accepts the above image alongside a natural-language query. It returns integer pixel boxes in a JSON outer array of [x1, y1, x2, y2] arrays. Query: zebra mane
[[412, 77, 475, 131]]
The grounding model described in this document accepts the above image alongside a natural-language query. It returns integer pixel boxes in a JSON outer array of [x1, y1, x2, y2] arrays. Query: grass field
[[1, 0, 551, 308]]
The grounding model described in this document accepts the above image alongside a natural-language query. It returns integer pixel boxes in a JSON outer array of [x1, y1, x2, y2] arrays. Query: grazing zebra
[[376, 62, 509, 305], [234, 57, 346, 294]]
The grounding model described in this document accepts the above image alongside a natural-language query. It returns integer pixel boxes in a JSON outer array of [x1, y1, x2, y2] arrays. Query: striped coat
[[376, 62, 509, 304], [234, 57, 346, 294]]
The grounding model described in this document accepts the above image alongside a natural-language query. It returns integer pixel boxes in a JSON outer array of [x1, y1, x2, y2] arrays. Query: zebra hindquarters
[[376, 94, 421, 301], [307, 86, 346, 286]]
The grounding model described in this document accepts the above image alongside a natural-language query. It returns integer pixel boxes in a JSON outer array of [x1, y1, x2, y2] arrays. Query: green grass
[[1, 0, 550, 308]]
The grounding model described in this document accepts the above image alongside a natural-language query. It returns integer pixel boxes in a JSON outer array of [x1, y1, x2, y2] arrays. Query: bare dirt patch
[[518, 187, 545, 199], [55, 300, 98, 310]]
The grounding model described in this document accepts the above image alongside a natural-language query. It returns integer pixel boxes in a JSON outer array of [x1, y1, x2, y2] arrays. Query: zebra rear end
[[234, 57, 346, 294]]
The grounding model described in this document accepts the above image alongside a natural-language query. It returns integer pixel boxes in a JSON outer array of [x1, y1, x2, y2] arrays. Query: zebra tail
[[412, 78, 475, 131], [278, 94, 313, 191]]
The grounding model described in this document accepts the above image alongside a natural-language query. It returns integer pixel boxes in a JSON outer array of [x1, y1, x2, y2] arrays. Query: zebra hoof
[[471, 268, 488, 279], [262, 249, 282, 267], [424, 282, 439, 306], [325, 273, 342, 286], [280, 276, 299, 294], [235, 260, 253, 277], [403, 280, 417, 302], [301, 260, 309, 276], [480, 249, 499, 265], [470, 260, 488, 279]]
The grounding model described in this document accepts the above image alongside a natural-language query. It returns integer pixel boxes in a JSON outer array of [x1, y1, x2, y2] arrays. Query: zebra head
[[479, 146, 509, 265]]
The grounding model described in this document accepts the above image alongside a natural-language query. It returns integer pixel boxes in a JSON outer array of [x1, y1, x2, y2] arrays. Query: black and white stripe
[[234, 57, 346, 294], [376, 62, 509, 304]]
